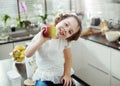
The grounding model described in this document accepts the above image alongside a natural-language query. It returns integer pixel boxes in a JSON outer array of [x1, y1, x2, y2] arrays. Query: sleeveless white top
[[32, 33, 74, 83]]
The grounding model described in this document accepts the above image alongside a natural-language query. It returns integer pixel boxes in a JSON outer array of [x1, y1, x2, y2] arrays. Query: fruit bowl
[[10, 45, 26, 63], [105, 31, 120, 42], [11, 57, 25, 63]]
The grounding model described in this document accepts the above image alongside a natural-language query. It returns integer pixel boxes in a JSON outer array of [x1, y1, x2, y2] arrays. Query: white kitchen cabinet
[[86, 63, 110, 86], [72, 38, 111, 86], [0, 43, 14, 60], [111, 76, 120, 86], [72, 38, 120, 86], [85, 40, 111, 86], [71, 38, 89, 83], [111, 48, 120, 86]]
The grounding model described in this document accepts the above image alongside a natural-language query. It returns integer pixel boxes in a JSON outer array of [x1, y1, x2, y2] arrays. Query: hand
[[40, 29, 51, 42], [60, 75, 74, 86]]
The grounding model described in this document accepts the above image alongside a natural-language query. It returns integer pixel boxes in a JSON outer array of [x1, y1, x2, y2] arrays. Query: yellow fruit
[[100, 21, 109, 32], [11, 45, 26, 62], [12, 49, 21, 58], [15, 45, 25, 51], [20, 54, 25, 59], [21, 50, 25, 55], [16, 58, 23, 62]]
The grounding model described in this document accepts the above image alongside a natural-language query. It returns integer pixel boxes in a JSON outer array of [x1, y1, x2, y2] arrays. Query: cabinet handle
[[88, 63, 109, 75], [112, 75, 120, 81]]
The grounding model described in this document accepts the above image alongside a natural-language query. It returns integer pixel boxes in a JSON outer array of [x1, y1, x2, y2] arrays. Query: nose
[[64, 27, 70, 33]]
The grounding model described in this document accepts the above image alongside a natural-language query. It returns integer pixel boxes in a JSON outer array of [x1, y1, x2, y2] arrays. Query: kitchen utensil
[[91, 18, 101, 26]]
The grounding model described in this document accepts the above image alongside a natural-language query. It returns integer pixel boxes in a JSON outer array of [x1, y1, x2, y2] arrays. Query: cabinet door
[[111, 75, 120, 86], [111, 49, 120, 86], [71, 38, 89, 83], [85, 40, 110, 86], [0, 43, 14, 60]]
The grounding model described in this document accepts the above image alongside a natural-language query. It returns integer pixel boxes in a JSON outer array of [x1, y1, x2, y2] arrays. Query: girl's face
[[56, 17, 79, 39]]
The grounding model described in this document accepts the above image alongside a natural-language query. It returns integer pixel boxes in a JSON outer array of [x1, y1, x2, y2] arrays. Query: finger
[[65, 80, 69, 86], [67, 81, 70, 86], [60, 78, 64, 83], [71, 79, 74, 83], [63, 80, 67, 86], [40, 29, 44, 36], [40, 27, 45, 32], [41, 26, 47, 30], [69, 81, 72, 86]]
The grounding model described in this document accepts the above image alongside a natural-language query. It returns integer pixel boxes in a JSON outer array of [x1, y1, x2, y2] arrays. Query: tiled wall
[[83, 0, 120, 20], [79, 0, 120, 30]]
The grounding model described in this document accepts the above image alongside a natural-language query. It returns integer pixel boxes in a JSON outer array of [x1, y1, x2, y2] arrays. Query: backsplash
[[80, 0, 120, 31], [83, 0, 120, 20]]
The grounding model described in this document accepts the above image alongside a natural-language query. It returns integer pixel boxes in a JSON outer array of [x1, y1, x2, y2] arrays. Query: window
[[20, 0, 72, 24], [0, 0, 18, 26], [0, 0, 75, 27], [19, 0, 45, 23]]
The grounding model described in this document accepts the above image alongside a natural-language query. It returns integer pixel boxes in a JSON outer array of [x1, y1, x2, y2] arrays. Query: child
[[25, 13, 82, 86]]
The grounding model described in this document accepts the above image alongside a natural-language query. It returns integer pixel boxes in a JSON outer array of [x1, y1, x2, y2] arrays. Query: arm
[[25, 31, 48, 57], [61, 48, 73, 86], [63, 48, 72, 76]]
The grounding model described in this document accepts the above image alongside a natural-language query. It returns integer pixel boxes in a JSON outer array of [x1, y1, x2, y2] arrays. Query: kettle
[[91, 18, 101, 26]]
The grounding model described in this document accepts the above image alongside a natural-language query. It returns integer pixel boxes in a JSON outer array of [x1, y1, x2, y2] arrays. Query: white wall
[[76, 0, 120, 31], [83, 0, 120, 20]]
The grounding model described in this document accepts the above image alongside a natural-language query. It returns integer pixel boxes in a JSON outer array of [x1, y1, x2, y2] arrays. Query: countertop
[[0, 29, 120, 51], [82, 34, 120, 51], [0, 36, 33, 45], [0, 27, 41, 45], [0, 29, 38, 45]]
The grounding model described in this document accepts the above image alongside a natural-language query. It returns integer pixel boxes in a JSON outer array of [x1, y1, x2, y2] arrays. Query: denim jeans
[[35, 80, 76, 86]]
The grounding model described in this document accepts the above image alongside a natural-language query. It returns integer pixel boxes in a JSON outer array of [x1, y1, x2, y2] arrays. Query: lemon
[[12, 45, 26, 62], [16, 58, 23, 62], [15, 45, 25, 51], [12, 49, 21, 58]]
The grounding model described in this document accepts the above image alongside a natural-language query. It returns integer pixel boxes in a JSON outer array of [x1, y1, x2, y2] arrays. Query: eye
[[69, 29, 73, 34], [65, 23, 69, 27]]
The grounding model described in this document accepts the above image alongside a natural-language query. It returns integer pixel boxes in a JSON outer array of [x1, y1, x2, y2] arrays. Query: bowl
[[105, 31, 120, 42]]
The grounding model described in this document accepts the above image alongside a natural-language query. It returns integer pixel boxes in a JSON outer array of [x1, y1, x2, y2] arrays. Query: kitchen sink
[[8, 29, 39, 40]]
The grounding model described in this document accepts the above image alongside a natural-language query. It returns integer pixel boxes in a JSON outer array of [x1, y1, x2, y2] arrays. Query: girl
[[25, 13, 82, 86]]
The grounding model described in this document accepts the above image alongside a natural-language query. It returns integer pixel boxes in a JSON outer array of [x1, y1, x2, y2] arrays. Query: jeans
[[35, 80, 76, 86]]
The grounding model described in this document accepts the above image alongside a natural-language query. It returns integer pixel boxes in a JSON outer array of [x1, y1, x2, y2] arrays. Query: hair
[[54, 13, 82, 42]]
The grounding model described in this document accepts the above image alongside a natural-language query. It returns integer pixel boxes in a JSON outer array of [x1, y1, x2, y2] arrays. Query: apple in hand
[[42, 24, 56, 38]]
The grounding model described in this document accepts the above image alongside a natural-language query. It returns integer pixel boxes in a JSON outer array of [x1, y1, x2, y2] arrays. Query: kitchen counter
[[0, 29, 120, 51], [0, 37, 33, 45], [0, 36, 33, 45], [0, 29, 39, 45], [82, 34, 120, 51]]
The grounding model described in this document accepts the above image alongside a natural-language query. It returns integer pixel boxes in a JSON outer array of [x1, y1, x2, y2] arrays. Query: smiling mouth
[[59, 28, 65, 36], [60, 31, 64, 35]]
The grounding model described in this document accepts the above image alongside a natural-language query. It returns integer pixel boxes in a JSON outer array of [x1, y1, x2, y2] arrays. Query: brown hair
[[54, 13, 82, 42]]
